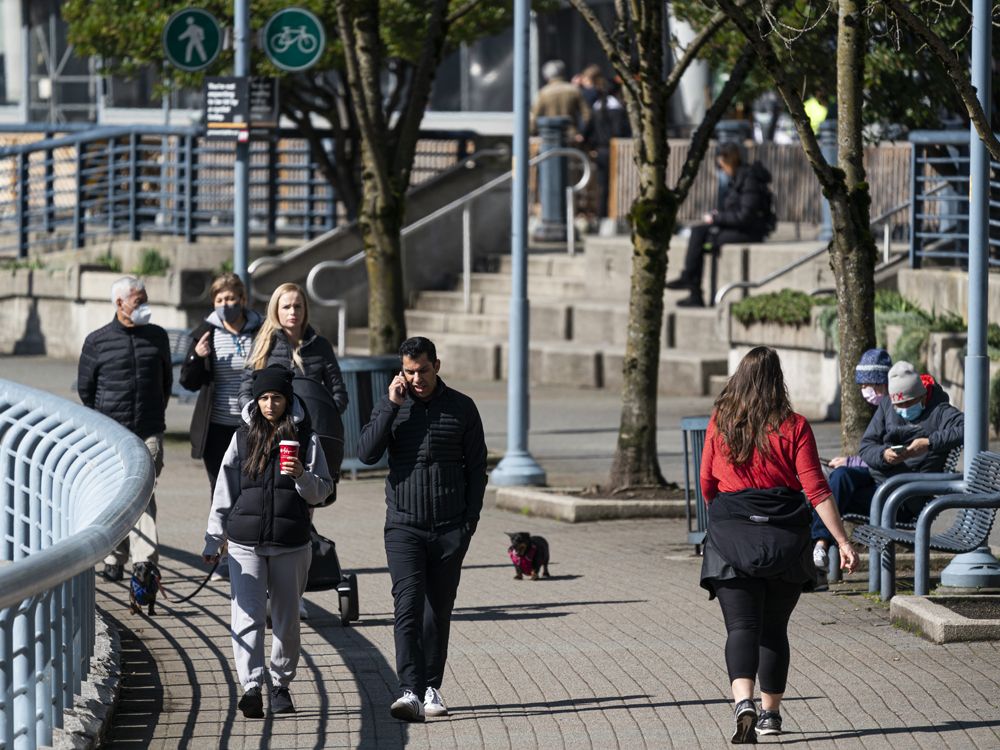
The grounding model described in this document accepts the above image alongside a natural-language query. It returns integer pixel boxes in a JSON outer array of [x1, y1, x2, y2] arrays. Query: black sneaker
[[731, 698, 758, 744], [677, 293, 705, 308], [756, 710, 782, 736], [238, 686, 264, 719], [665, 276, 693, 290], [102, 563, 124, 582], [270, 686, 295, 714]]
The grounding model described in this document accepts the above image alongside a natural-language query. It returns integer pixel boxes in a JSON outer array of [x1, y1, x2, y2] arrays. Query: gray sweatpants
[[228, 543, 311, 691]]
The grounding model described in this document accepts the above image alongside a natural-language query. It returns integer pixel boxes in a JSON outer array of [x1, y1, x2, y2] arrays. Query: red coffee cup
[[279, 440, 299, 473]]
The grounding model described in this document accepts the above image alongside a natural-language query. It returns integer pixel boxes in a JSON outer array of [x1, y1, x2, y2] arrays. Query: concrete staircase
[[345, 225, 834, 397]]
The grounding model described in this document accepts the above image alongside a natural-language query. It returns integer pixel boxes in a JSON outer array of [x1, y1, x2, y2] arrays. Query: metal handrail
[[302, 146, 592, 341], [712, 183, 950, 307], [0, 378, 155, 747]]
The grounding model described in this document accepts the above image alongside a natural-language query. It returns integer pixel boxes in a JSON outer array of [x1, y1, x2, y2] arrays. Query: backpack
[[292, 376, 344, 506]]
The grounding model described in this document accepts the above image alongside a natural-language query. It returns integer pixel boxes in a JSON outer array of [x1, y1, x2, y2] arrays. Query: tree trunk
[[834, 0, 876, 453], [360, 185, 407, 354]]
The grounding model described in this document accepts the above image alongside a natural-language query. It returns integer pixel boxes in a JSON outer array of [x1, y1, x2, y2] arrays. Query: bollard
[[818, 118, 837, 242], [532, 116, 570, 242]]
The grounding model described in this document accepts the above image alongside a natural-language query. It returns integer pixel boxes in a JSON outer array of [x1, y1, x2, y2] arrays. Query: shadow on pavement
[[101, 609, 164, 749], [779, 718, 1000, 744]]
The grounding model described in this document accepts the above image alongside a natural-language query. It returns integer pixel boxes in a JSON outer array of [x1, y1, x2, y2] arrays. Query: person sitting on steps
[[666, 141, 776, 307]]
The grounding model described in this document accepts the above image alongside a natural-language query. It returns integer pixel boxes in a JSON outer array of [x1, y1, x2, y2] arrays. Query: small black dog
[[506, 531, 550, 580], [128, 562, 161, 616]]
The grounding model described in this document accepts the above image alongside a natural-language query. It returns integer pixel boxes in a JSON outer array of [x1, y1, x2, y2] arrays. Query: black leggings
[[714, 577, 801, 693]]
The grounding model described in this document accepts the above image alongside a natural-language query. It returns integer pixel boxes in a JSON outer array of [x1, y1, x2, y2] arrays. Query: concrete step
[[469, 272, 586, 298], [495, 253, 589, 279], [411, 290, 486, 314], [708, 373, 729, 398], [604, 348, 728, 397], [405, 309, 510, 338], [669, 307, 728, 353]]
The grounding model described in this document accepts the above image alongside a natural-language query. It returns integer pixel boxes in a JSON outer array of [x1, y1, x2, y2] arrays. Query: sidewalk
[[5, 355, 1000, 748]]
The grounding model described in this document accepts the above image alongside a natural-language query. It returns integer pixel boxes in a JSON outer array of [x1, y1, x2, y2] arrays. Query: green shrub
[[132, 249, 170, 277], [93, 253, 122, 272], [0, 257, 45, 271], [217, 257, 234, 275], [732, 289, 815, 327]]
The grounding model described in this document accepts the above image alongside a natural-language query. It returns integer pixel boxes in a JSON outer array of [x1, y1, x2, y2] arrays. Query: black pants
[[681, 224, 761, 293], [203, 422, 239, 497], [713, 577, 801, 693], [384, 523, 472, 694]]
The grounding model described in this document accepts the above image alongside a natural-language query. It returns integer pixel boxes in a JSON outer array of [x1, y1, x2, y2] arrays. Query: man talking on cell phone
[[357, 336, 488, 722]]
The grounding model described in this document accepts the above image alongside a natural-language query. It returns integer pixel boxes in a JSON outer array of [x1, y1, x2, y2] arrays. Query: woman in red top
[[700, 346, 858, 743]]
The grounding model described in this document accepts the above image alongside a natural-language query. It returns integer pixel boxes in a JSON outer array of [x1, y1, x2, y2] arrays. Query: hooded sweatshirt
[[858, 381, 964, 484]]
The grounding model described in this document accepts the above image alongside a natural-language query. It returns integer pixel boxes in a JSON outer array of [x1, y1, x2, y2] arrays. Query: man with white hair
[[530, 58, 590, 137], [78, 276, 172, 581]]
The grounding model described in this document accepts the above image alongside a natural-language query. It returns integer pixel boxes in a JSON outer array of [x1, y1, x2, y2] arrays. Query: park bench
[[827, 446, 963, 582], [681, 415, 711, 554], [851, 450, 1000, 600]]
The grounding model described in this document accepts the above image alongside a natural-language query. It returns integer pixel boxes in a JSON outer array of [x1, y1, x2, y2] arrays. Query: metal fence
[[909, 130, 1000, 268], [0, 126, 477, 258], [0, 379, 155, 750]]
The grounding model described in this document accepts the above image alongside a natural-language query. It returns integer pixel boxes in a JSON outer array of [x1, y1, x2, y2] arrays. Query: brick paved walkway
[[96, 443, 1000, 749]]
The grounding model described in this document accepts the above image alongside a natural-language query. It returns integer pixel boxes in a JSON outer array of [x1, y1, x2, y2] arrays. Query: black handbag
[[306, 525, 343, 592]]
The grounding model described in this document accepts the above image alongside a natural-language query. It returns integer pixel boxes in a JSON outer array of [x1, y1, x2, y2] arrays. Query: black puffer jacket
[[357, 379, 488, 530], [77, 317, 172, 439], [858, 382, 964, 484], [238, 326, 348, 414], [714, 161, 774, 239]]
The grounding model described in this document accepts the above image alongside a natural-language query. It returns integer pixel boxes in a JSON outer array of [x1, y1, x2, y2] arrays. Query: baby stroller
[[293, 375, 360, 625]]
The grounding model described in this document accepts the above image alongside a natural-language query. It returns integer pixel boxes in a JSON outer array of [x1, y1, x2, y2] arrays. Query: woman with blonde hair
[[238, 282, 348, 620], [699, 346, 858, 743]]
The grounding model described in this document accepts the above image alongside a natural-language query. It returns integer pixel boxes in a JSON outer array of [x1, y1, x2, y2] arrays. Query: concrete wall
[[897, 268, 1000, 325], [0, 267, 214, 357]]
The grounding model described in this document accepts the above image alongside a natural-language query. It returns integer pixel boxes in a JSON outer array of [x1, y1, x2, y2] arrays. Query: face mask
[[129, 303, 151, 326], [894, 402, 924, 421], [861, 386, 883, 406], [216, 303, 243, 325]]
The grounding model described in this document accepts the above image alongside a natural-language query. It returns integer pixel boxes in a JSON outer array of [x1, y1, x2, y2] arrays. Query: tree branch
[[673, 47, 755, 202], [884, 0, 1000, 161], [716, 0, 841, 191], [566, 0, 638, 102], [664, 9, 726, 95], [446, 0, 484, 25]]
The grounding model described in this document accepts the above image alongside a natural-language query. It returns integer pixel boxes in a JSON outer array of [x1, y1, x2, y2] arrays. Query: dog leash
[[161, 545, 227, 605]]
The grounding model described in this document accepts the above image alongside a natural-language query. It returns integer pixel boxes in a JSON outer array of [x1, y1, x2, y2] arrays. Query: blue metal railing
[[0, 126, 476, 257], [0, 379, 155, 749], [909, 129, 1000, 268]]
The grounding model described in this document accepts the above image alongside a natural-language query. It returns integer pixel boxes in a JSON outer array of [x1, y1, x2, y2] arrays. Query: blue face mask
[[895, 402, 924, 421]]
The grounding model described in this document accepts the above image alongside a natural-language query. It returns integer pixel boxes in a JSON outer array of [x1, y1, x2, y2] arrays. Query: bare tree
[[566, 1, 753, 489]]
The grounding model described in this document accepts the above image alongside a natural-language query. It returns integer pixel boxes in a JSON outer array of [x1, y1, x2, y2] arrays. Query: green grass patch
[[132, 248, 171, 277], [731, 289, 816, 327]]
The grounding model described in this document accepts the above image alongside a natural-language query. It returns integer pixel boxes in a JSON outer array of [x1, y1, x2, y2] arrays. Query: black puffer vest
[[226, 425, 313, 547]]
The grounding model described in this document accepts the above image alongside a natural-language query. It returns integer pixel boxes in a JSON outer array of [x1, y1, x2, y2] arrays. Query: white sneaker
[[298, 597, 309, 620], [390, 690, 425, 722], [423, 686, 448, 717], [812, 542, 829, 570]]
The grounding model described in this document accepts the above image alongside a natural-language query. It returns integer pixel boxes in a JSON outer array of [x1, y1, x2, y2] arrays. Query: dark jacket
[[237, 326, 348, 414], [203, 398, 335, 553], [858, 382, 964, 484], [582, 94, 631, 155], [357, 379, 488, 530], [700, 487, 817, 598], [714, 162, 774, 239], [77, 317, 171, 439], [180, 309, 264, 459]]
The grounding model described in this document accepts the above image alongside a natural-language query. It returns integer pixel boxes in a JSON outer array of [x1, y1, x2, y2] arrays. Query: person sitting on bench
[[666, 142, 775, 307]]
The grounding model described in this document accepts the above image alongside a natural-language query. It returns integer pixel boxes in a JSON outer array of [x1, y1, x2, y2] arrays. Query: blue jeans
[[812, 466, 876, 543]]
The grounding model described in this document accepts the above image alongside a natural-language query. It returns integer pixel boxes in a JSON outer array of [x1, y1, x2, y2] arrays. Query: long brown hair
[[713, 346, 792, 466], [249, 282, 310, 372], [243, 397, 298, 479]]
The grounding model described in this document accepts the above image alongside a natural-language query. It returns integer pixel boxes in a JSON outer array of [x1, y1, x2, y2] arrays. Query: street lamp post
[[233, 0, 250, 288], [490, 0, 546, 487]]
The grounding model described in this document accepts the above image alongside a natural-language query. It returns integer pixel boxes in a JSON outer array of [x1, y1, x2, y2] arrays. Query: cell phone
[[890, 444, 906, 452]]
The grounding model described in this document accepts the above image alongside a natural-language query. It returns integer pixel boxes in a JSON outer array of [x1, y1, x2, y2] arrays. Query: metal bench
[[828, 446, 963, 582], [851, 450, 1000, 600], [681, 415, 711, 554]]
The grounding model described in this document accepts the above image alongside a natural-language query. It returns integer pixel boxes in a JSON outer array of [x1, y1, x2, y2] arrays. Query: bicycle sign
[[263, 8, 325, 72]]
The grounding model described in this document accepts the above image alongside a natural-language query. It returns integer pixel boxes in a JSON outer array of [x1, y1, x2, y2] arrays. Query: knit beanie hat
[[887, 361, 925, 404], [855, 348, 892, 384], [251, 364, 294, 401]]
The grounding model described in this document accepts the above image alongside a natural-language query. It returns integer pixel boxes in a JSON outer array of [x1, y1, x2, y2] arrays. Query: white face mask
[[129, 303, 152, 326]]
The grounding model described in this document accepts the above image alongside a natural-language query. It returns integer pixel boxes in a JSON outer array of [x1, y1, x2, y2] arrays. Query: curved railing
[[0, 379, 155, 750]]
